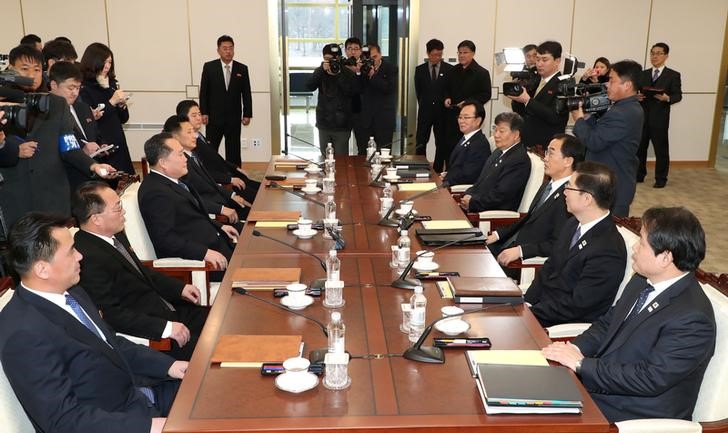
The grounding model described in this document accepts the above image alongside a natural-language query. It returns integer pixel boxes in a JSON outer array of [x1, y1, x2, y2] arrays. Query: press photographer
[[508, 41, 569, 150], [0, 44, 116, 228]]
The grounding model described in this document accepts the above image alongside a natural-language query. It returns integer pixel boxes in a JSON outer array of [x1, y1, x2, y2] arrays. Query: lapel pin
[[554, 193, 560, 199]]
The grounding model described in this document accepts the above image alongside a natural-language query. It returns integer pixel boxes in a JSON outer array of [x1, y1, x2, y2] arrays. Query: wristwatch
[[574, 359, 583, 375]]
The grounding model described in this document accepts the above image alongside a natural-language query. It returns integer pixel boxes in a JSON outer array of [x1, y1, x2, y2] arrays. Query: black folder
[[477, 364, 583, 407]]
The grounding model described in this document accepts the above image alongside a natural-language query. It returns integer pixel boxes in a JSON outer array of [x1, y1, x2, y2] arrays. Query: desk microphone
[[269, 182, 326, 207], [233, 287, 328, 337], [286, 133, 323, 152], [324, 225, 346, 250], [280, 149, 324, 167], [364, 134, 414, 166], [251, 230, 327, 289], [392, 232, 480, 290], [404, 303, 514, 363], [369, 162, 387, 188], [378, 184, 446, 227]]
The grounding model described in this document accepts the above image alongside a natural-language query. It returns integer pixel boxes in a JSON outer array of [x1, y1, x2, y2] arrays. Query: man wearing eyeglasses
[[440, 100, 490, 186], [524, 161, 627, 327], [637, 43, 682, 188]]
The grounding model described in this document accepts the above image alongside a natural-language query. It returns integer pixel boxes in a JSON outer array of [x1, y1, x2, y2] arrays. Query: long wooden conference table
[[164, 156, 609, 433]]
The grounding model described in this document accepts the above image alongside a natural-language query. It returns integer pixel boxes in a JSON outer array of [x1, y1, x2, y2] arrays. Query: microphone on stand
[[324, 225, 346, 250], [286, 133, 324, 153], [280, 148, 324, 167], [369, 162, 387, 188], [378, 184, 446, 227], [269, 182, 326, 207], [404, 303, 514, 363], [392, 232, 480, 290], [252, 230, 327, 289], [233, 288, 328, 337]]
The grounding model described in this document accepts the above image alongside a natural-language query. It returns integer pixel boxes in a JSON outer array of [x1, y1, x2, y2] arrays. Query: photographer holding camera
[[571, 60, 644, 217], [0, 45, 116, 228], [306, 43, 357, 156], [508, 41, 569, 150]]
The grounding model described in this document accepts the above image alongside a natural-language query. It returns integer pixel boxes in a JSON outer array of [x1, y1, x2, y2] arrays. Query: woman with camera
[[79, 43, 135, 174]]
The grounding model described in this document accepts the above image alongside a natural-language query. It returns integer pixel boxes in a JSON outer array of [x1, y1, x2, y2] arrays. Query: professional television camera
[[554, 55, 610, 115], [1, 70, 51, 135], [503, 68, 540, 97]]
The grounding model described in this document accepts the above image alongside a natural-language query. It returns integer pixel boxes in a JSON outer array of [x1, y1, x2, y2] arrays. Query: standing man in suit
[[460, 112, 530, 213], [572, 60, 644, 217], [524, 161, 627, 327], [138, 133, 238, 280], [73, 182, 209, 360], [0, 213, 188, 433], [176, 100, 259, 204], [544, 207, 715, 422], [414, 39, 453, 158], [488, 134, 585, 263], [440, 100, 491, 186], [356, 43, 397, 152], [442, 40, 492, 173], [199, 35, 252, 166], [509, 41, 569, 150], [637, 43, 682, 188]]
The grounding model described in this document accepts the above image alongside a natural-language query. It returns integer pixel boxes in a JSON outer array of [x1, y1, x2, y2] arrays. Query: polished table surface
[[164, 156, 609, 433]]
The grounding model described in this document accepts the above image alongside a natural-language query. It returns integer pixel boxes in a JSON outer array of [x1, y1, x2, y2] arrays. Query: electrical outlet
[[252, 138, 262, 148], [241, 138, 248, 149]]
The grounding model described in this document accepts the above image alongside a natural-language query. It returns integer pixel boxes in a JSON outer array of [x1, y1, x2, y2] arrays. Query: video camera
[[1, 71, 51, 135], [555, 79, 610, 115], [503, 68, 539, 97], [328, 46, 374, 75]]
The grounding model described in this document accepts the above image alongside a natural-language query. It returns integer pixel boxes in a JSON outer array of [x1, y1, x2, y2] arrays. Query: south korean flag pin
[[578, 239, 587, 250]]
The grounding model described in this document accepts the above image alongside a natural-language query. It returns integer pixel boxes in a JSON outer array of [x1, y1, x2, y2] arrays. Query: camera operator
[[508, 41, 569, 150], [0, 45, 116, 228], [305, 43, 356, 156], [357, 43, 397, 153], [344, 37, 367, 154], [571, 60, 644, 217]]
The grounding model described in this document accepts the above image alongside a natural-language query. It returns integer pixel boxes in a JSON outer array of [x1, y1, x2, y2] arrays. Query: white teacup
[[304, 179, 318, 190], [286, 283, 307, 302], [385, 167, 398, 178], [380, 148, 391, 157], [297, 218, 313, 232], [399, 201, 414, 214], [306, 163, 319, 171], [282, 356, 310, 375], [441, 306, 464, 323], [415, 250, 434, 265]]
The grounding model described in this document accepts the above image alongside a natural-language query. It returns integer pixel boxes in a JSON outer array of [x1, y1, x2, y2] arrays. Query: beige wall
[[415, 0, 728, 162]]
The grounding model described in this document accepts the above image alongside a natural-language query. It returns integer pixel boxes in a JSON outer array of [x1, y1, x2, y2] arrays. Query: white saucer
[[395, 208, 418, 216], [281, 295, 314, 310], [435, 319, 471, 336], [301, 187, 321, 194], [304, 166, 322, 174], [383, 175, 400, 181], [292, 229, 317, 239], [275, 372, 319, 393], [412, 260, 439, 271]]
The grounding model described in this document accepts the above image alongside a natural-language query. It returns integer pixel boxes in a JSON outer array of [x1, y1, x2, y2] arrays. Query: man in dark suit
[[138, 133, 237, 280], [460, 112, 530, 213], [637, 43, 682, 188], [487, 134, 585, 263], [0, 45, 116, 228], [414, 38, 453, 158], [572, 60, 644, 217], [176, 99, 259, 204], [525, 161, 627, 327], [199, 35, 252, 166], [72, 182, 209, 360], [0, 213, 187, 433], [442, 40, 492, 173], [440, 100, 490, 187], [163, 115, 248, 223], [509, 41, 569, 150], [544, 207, 716, 422], [355, 43, 397, 153]]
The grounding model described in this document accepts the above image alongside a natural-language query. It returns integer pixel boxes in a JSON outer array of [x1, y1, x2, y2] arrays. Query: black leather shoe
[[636, 177, 645, 183], [653, 181, 666, 188]]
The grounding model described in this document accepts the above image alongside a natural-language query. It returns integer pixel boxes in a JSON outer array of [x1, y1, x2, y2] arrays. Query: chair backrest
[[120, 181, 158, 260], [692, 282, 728, 422], [517, 152, 545, 213], [614, 225, 640, 305], [289, 71, 313, 95], [0, 287, 36, 433]]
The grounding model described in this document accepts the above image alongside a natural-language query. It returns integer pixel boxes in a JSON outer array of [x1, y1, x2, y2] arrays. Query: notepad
[[465, 350, 549, 376], [421, 220, 472, 230], [248, 210, 301, 222], [212, 335, 303, 367], [231, 268, 301, 290], [255, 221, 296, 228], [398, 182, 438, 192]]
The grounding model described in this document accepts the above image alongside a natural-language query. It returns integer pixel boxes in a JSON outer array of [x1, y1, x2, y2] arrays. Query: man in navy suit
[[509, 41, 569, 150], [525, 161, 627, 327], [487, 133, 585, 263], [440, 100, 490, 187], [0, 213, 188, 433], [637, 43, 682, 188], [544, 207, 715, 422], [199, 35, 253, 166], [460, 112, 530, 213], [414, 38, 453, 160], [572, 60, 644, 217]]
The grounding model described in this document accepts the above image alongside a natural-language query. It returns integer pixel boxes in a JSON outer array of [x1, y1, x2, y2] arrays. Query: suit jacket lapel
[[565, 215, 609, 262], [79, 230, 147, 284], [530, 183, 565, 221]]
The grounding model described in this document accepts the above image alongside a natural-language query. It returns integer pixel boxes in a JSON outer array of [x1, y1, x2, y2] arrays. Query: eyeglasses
[[564, 182, 592, 195], [650, 51, 666, 56], [457, 115, 478, 120]]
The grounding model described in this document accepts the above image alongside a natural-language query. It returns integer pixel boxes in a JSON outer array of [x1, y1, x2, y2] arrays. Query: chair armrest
[[117, 333, 149, 346], [615, 419, 701, 433], [507, 256, 547, 269], [116, 333, 172, 352], [449, 184, 472, 193], [547, 323, 591, 339], [479, 210, 521, 219], [149, 258, 208, 269]]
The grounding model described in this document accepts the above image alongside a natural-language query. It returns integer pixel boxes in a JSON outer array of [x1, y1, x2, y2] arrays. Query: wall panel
[[0, 2, 25, 52], [20, 0, 108, 53]]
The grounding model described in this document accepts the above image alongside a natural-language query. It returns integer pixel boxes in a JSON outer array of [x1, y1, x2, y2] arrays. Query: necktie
[[535, 79, 547, 95], [224, 64, 231, 90], [569, 226, 582, 249], [138, 387, 156, 406], [431, 64, 437, 81], [69, 106, 87, 140], [652, 68, 659, 82], [455, 135, 467, 147], [112, 238, 175, 311], [533, 182, 553, 210], [624, 284, 655, 322], [65, 294, 103, 340], [178, 181, 190, 193]]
